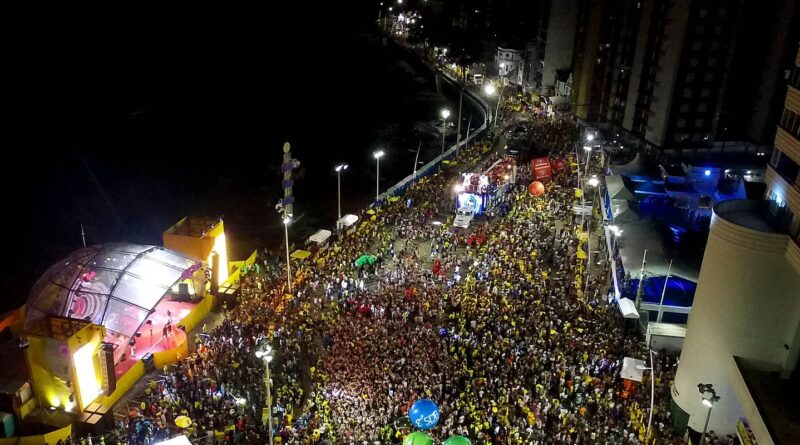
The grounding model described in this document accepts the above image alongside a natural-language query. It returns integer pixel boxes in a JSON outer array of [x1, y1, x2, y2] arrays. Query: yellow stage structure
[[163, 217, 229, 290], [24, 317, 105, 413]]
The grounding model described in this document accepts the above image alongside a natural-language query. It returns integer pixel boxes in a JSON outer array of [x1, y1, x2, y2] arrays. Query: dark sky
[[3, 4, 459, 311]]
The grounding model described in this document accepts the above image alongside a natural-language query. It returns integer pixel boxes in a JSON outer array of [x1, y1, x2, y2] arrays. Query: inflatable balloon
[[443, 436, 472, 445], [439, 327, 448, 337], [403, 431, 433, 445], [528, 181, 545, 197], [409, 399, 440, 430]]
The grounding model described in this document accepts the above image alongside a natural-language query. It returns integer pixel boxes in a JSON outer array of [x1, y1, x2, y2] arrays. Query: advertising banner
[[532, 157, 552, 179]]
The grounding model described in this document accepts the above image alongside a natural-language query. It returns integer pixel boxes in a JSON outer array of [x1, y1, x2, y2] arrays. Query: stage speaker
[[98, 343, 116, 395], [142, 352, 155, 373]]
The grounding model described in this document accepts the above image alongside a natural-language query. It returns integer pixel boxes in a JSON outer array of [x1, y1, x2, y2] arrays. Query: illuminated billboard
[[457, 193, 484, 214], [73, 342, 101, 409]]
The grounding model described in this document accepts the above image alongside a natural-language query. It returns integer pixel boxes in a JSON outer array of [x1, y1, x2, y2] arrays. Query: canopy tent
[[617, 298, 640, 319], [153, 436, 193, 445], [620, 357, 646, 382], [634, 182, 667, 196], [290, 250, 312, 260], [610, 153, 647, 177], [355, 254, 377, 267], [610, 199, 640, 223], [307, 229, 332, 245], [606, 175, 636, 201], [336, 214, 359, 229]]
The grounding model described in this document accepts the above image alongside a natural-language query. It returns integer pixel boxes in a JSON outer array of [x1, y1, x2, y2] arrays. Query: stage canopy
[[617, 298, 640, 319], [25, 244, 202, 340], [307, 229, 332, 245]]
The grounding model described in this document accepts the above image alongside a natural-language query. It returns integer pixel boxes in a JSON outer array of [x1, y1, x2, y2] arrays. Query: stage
[[112, 299, 196, 378]]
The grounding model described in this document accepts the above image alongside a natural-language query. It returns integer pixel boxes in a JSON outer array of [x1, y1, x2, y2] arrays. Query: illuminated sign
[[73, 342, 101, 409], [457, 193, 484, 214]]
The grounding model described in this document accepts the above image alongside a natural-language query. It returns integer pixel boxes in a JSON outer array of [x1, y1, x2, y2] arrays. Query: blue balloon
[[439, 327, 448, 337], [409, 399, 440, 430]]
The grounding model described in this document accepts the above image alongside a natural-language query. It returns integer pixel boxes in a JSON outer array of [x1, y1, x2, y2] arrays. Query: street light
[[484, 82, 505, 128], [373, 150, 385, 201], [636, 349, 658, 442], [282, 215, 292, 293], [335, 163, 348, 221], [256, 346, 275, 445], [698, 383, 720, 445], [441, 108, 451, 156], [587, 176, 600, 187]]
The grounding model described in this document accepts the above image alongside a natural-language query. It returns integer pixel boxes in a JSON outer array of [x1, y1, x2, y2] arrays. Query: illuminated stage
[[112, 299, 196, 378]]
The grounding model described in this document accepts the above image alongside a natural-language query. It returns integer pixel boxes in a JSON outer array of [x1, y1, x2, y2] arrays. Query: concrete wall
[[541, 0, 578, 92], [673, 200, 800, 435]]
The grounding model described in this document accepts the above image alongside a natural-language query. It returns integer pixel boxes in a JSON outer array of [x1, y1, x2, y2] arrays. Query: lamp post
[[373, 150, 385, 202], [335, 163, 348, 221], [283, 215, 292, 293], [484, 83, 505, 128], [256, 347, 274, 445], [636, 349, 658, 442], [698, 383, 720, 445], [441, 108, 451, 156]]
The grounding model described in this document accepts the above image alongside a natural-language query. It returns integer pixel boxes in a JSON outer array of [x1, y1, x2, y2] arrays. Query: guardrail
[[373, 73, 491, 204]]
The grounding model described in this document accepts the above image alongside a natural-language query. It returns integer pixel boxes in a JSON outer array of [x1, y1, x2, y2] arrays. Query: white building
[[495, 47, 524, 84]]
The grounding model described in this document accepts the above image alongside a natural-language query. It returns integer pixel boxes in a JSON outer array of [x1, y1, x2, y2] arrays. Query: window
[[694, 118, 705, 128], [771, 148, 781, 168], [708, 57, 717, 67], [686, 72, 695, 82], [680, 104, 690, 113], [714, 25, 724, 35], [701, 88, 710, 98], [710, 41, 720, 51], [683, 88, 692, 98], [692, 41, 702, 51], [696, 25, 704, 35], [678, 118, 687, 128], [718, 8, 727, 18], [704, 73, 714, 82], [690, 58, 699, 67], [698, 103, 708, 112], [699, 8, 709, 18]]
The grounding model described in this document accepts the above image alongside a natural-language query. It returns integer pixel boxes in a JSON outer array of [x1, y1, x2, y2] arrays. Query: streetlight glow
[[587, 177, 600, 187], [484, 84, 496, 96], [373, 150, 385, 159], [441, 108, 450, 119], [282, 216, 291, 225], [335, 163, 348, 172], [702, 399, 713, 408], [583, 145, 592, 152], [586, 134, 594, 142]]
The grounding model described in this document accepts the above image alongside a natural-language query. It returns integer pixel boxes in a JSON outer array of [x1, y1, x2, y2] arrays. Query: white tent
[[154, 436, 192, 445], [620, 357, 646, 382], [336, 214, 359, 229], [308, 229, 332, 245], [617, 298, 640, 319], [606, 175, 636, 201]]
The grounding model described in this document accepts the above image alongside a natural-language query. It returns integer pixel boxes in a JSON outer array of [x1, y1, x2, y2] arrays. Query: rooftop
[[714, 200, 785, 234], [735, 356, 800, 445]]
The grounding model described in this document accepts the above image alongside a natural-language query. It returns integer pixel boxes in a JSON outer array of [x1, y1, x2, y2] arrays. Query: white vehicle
[[453, 206, 476, 228], [472, 74, 484, 85]]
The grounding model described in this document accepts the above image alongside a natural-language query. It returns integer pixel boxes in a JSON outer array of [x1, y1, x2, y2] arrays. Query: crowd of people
[[63, 64, 744, 445]]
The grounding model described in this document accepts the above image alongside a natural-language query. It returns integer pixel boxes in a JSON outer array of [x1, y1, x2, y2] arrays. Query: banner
[[531, 157, 552, 179], [551, 158, 567, 171]]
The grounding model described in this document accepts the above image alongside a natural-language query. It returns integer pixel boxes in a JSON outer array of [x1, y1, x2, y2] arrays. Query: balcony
[[775, 127, 800, 167], [765, 165, 800, 216]]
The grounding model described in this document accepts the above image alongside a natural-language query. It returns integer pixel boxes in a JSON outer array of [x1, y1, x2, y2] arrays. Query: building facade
[[528, 0, 578, 95], [672, 45, 800, 445], [571, 0, 799, 157]]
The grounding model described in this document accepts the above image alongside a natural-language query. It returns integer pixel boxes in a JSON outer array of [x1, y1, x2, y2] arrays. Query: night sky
[[4, 4, 460, 311]]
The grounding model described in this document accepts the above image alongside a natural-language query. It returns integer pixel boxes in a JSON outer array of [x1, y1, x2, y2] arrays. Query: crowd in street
[[61, 72, 749, 445]]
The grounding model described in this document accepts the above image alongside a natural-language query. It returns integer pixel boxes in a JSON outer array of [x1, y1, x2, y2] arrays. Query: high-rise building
[[571, 0, 799, 157], [528, 0, 579, 94], [671, 45, 800, 445]]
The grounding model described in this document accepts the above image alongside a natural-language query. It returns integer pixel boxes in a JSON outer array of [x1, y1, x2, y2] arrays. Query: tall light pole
[[698, 383, 720, 445], [373, 150, 385, 202], [335, 163, 348, 221], [657, 259, 674, 322], [256, 346, 274, 445], [636, 349, 658, 442], [440, 108, 451, 156], [283, 215, 292, 293], [484, 83, 505, 128]]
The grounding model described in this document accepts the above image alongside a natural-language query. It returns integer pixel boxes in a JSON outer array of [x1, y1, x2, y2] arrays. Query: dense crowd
[[63, 81, 741, 445]]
